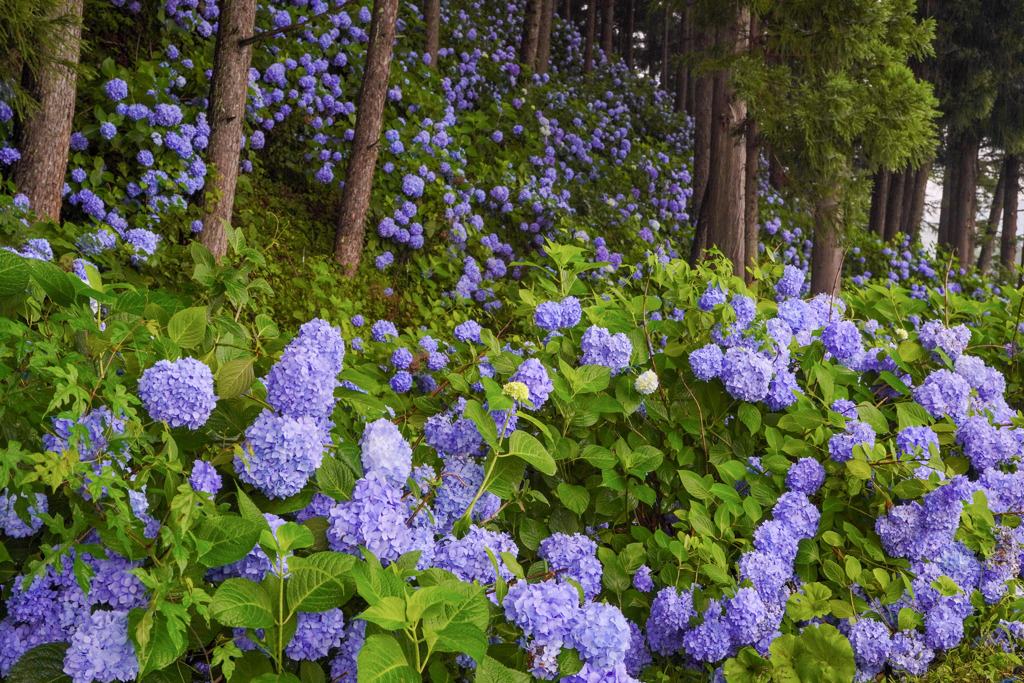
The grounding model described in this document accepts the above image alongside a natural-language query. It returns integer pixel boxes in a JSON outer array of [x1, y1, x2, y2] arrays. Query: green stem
[[462, 410, 513, 524]]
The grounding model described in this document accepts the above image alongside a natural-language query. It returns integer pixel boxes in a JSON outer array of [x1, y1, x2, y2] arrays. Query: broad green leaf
[[556, 483, 590, 515], [217, 357, 255, 399], [0, 250, 30, 297], [273, 522, 314, 553], [168, 306, 208, 348], [210, 578, 274, 628], [286, 552, 356, 613], [476, 656, 532, 683], [5, 642, 71, 683], [504, 430, 556, 475], [356, 634, 420, 683], [129, 609, 185, 677], [317, 455, 355, 501], [786, 583, 833, 621], [195, 515, 263, 568], [30, 261, 76, 305], [464, 400, 499, 449]]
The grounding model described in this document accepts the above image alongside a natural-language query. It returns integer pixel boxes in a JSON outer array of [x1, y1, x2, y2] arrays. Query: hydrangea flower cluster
[[579, 325, 633, 375], [137, 357, 217, 429]]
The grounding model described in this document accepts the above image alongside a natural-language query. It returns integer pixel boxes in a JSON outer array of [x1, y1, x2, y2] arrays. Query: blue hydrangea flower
[[104, 79, 128, 101], [888, 629, 934, 676], [785, 458, 825, 496], [683, 601, 732, 663], [265, 347, 337, 421], [539, 533, 603, 601], [560, 297, 583, 327], [360, 418, 412, 487], [633, 565, 654, 592], [401, 174, 425, 198], [391, 347, 413, 369], [329, 620, 366, 681], [503, 579, 580, 646], [0, 491, 47, 537], [63, 610, 138, 683], [434, 526, 518, 585], [573, 602, 632, 669], [775, 266, 805, 298], [510, 358, 553, 409], [371, 320, 399, 342], [235, 410, 324, 499], [914, 369, 972, 422], [646, 586, 695, 655], [390, 371, 413, 393], [138, 358, 217, 429], [189, 460, 221, 497], [847, 617, 891, 677], [698, 284, 727, 312], [689, 343, 724, 381], [828, 420, 876, 463], [433, 455, 500, 532], [455, 320, 483, 343], [719, 348, 772, 403], [579, 326, 633, 375], [327, 471, 412, 563], [821, 320, 862, 360], [285, 609, 346, 660], [535, 301, 563, 331]]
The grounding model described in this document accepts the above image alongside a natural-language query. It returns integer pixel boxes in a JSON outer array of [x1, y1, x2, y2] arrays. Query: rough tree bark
[[883, 168, 906, 242], [536, 0, 555, 74], [951, 132, 980, 267], [673, 11, 688, 113], [690, 24, 714, 230], [810, 192, 843, 295], [703, 8, 748, 277], [600, 0, 614, 57], [563, 0, 571, 22], [623, 0, 634, 69], [584, 0, 596, 73], [1001, 154, 1020, 270], [937, 156, 956, 247], [660, 9, 670, 90], [424, 0, 440, 67], [744, 119, 759, 282], [334, 0, 400, 275], [200, 0, 258, 260], [13, 0, 84, 223], [905, 161, 931, 239], [977, 159, 1006, 273], [868, 169, 890, 238], [520, 0, 542, 67]]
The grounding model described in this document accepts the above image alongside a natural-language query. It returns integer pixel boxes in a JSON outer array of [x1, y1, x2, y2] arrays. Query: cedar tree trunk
[[624, 0, 634, 69], [424, 0, 440, 67], [744, 118, 759, 281], [868, 169, 890, 238], [1001, 154, 1020, 270], [520, 0, 542, 67], [201, 0, 258, 260], [600, 0, 614, 57], [13, 0, 84, 223], [906, 161, 930, 239], [977, 158, 1006, 273], [951, 132, 980, 267], [536, 0, 554, 74], [810, 192, 843, 295], [883, 168, 906, 242], [334, 0, 400, 275], [584, 0, 596, 73]]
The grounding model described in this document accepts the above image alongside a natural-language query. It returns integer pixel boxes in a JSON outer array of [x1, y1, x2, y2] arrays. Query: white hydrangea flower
[[635, 370, 659, 395]]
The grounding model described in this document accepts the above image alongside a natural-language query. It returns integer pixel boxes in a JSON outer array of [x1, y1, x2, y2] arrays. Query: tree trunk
[[563, 0, 571, 22], [703, 8, 748, 277], [683, 0, 695, 112], [810, 192, 843, 295], [744, 119, 759, 282], [868, 169, 890, 238], [200, 0, 258, 260], [768, 152, 786, 192], [536, 0, 555, 74], [976, 158, 1006, 273], [1001, 154, 1019, 270], [623, 0, 634, 69], [13, 0, 84, 223], [520, 0, 542, 67], [906, 161, 931, 239], [584, 0, 596, 73], [937, 155, 956, 248], [334, 0, 400, 275], [660, 9, 670, 89], [691, 28, 714, 225], [883, 168, 905, 242], [951, 131, 980, 267], [424, 0, 440, 67], [600, 0, 614, 57]]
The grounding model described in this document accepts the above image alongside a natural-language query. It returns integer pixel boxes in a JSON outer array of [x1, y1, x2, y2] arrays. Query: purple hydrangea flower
[[138, 358, 217, 429]]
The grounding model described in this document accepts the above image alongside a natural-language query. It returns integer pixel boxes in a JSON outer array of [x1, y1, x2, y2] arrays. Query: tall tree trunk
[[200, 0, 258, 260], [660, 9, 670, 89], [950, 131, 980, 267], [810, 192, 843, 295], [703, 8, 748, 277], [600, 0, 614, 57], [1001, 154, 1019, 270], [584, 0, 596, 73], [563, 0, 571, 22], [868, 169, 890, 238], [690, 26, 714, 226], [520, 0, 542, 67], [977, 158, 1006, 273], [768, 152, 786, 192], [744, 119, 759, 282], [673, 11, 687, 112], [334, 0, 400, 275], [883, 168, 906, 242], [899, 167, 915, 234], [937, 155, 956, 248], [623, 0, 634, 69], [13, 0, 84, 223], [424, 0, 440, 67], [683, 0, 695, 112], [906, 161, 931, 239], [536, 0, 555, 74]]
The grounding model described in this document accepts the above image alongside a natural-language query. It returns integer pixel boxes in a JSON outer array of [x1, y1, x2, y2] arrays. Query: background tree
[[10, 0, 84, 222], [735, 0, 937, 294], [200, 0, 258, 260], [424, 0, 440, 67], [334, 0, 400, 275]]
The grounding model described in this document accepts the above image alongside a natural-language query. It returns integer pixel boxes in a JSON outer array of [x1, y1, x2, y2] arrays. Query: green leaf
[[129, 609, 186, 678], [167, 306, 208, 348], [464, 400, 499, 449], [30, 261, 76, 305], [678, 470, 712, 501], [317, 455, 355, 501], [251, 675, 301, 683], [0, 250, 30, 298], [356, 634, 421, 683], [217, 358, 255, 399], [723, 647, 772, 683], [210, 578, 274, 628], [846, 460, 872, 480], [769, 624, 856, 683], [5, 642, 71, 683], [931, 575, 961, 597], [422, 587, 490, 663], [557, 483, 590, 515], [287, 552, 356, 613], [476, 656, 532, 683], [195, 515, 263, 568], [575, 365, 611, 393], [737, 403, 761, 434], [361, 596, 413, 630], [273, 522, 314, 553], [506, 431, 556, 475], [255, 314, 280, 338], [786, 583, 833, 621]]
